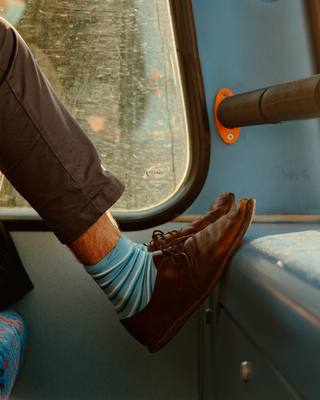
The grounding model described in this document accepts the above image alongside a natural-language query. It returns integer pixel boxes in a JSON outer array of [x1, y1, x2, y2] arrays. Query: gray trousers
[[0, 18, 124, 244]]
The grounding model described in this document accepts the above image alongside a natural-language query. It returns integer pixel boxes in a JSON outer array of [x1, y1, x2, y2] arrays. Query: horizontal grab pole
[[217, 75, 320, 128]]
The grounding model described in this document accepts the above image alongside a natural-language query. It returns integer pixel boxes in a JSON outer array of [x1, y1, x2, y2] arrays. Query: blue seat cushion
[[218, 224, 320, 399]]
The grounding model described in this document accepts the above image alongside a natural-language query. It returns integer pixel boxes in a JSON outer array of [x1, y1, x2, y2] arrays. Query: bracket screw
[[204, 308, 214, 324], [227, 133, 234, 141], [240, 361, 253, 383]]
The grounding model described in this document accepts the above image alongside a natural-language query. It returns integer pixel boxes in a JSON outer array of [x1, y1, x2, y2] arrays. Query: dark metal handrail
[[217, 75, 320, 128]]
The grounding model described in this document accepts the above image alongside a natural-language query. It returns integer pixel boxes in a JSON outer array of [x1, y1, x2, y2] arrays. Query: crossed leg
[[0, 18, 255, 352]]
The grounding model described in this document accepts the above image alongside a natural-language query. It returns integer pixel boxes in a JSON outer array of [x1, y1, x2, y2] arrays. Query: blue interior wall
[[189, 0, 320, 215], [11, 227, 198, 400]]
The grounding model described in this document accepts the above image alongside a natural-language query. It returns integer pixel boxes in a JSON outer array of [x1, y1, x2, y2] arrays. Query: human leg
[[0, 18, 256, 351], [0, 17, 160, 321], [69, 212, 121, 266], [0, 17, 124, 244]]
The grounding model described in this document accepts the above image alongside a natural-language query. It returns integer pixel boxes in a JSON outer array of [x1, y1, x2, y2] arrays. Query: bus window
[[0, 0, 190, 212]]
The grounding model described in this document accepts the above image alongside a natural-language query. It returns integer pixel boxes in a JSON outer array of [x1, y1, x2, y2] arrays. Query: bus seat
[[218, 225, 320, 399]]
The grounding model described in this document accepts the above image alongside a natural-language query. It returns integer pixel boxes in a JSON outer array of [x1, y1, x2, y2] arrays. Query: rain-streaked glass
[[0, 0, 189, 211]]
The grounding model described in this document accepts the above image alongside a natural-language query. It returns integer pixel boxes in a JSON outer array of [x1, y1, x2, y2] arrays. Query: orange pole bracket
[[214, 88, 240, 144]]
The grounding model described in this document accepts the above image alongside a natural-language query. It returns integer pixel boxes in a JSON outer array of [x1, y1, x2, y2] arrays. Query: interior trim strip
[[1, 209, 320, 232], [174, 214, 320, 223]]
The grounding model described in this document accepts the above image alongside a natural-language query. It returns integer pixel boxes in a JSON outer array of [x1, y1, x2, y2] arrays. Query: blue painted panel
[[10, 226, 198, 400], [218, 223, 320, 399], [215, 310, 299, 399], [190, 0, 320, 215]]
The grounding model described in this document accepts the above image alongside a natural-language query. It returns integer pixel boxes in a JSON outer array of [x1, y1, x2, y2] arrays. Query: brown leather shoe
[[121, 198, 256, 352], [147, 192, 236, 251]]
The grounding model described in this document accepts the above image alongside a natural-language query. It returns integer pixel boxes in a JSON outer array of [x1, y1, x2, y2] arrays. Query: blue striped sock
[[85, 235, 157, 319]]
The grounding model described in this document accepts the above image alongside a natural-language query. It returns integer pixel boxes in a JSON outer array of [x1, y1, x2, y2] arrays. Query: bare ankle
[[69, 212, 120, 265]]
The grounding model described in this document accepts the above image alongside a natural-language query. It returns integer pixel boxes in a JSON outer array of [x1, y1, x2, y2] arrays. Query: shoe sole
[[148, 199, 256, 353]]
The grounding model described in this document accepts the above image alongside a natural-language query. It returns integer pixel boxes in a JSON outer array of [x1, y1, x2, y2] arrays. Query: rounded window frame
[[115, 0, 210, 231], [1, 0, 210, 232]]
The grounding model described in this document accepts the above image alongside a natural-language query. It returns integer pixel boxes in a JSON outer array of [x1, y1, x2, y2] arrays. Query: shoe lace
[[161, 235, 200, 289], [147, 229, 181, 250]]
